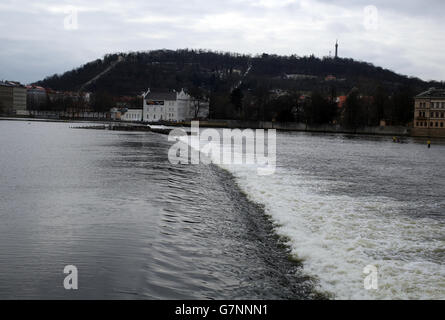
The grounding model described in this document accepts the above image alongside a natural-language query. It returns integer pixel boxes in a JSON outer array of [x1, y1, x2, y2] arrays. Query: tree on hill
[[33, 49, 444, 124], [372, 85, 389, 125], [343, 88, 361, 128], [391, 85, 415, 125], [265, 93, 299, 122], [188, 86, 208, 119], [304, 92, 337, 125], [92, 91, 114, 112], [230, 88, 243, 112], [36, 49, 440, 97]]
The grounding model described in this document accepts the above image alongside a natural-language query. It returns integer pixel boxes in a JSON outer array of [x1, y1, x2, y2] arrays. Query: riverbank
[[0, 116, 119, 124], [179, 120, 411, 136], [168, 120, 445, 138], [0, 116, 425, 137]]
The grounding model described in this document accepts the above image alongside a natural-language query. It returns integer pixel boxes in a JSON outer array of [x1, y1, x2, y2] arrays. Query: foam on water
[[179, 133, 445, 299], [230, 167, 445, 299]]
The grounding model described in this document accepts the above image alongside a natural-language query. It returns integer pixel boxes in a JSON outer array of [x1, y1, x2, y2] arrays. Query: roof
[[337, 96, 347, 108], [416, 88, 445, 99], [0, 80, 26, 88], [145, 92, 177, 101], [26, 85, 46, 91]]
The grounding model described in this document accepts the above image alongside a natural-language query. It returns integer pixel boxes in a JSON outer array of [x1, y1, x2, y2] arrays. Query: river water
[[0, 120, 444, 299]]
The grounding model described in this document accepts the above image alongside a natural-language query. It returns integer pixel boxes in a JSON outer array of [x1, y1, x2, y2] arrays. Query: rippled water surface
[[0, 121, 316, 299], [1, 120, 445, 299], [188, 130, 445, 299]]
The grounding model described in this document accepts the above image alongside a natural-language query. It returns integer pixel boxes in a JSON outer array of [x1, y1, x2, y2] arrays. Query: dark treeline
[[341, 86, 415, 127], [36, 49, 444, 125], [37, 49, 251, 95], [28, 92, 142, 113], [210, 85, 415, 126]]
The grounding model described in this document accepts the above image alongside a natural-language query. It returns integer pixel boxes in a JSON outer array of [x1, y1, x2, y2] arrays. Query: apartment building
[[0, 81, 27, 115], [414, 88, 445, 129]]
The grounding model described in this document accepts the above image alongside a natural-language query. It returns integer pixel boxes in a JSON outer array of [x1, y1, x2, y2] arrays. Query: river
[[0, 120, 444, 299]]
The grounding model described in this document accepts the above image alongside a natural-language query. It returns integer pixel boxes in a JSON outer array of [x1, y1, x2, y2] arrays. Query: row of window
[[147, 113, 161, 120], [147, 113, 176, 119], [149, 107, 176, 112], [416, 121, 445, 128], [418, 111, 445, 118], [125, 113, 140, 119], [432, 102, 445, 108], [432, 111, 445, 118], [418, 102, 445, 108]]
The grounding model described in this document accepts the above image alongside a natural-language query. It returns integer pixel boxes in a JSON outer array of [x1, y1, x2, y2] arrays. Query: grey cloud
[[0, 0, 444, 83], [315, 0, 445, 19]]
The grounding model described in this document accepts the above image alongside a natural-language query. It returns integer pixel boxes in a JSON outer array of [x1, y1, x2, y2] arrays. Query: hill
[[36, 49, 442, 96], [35, 49, 444, 125]]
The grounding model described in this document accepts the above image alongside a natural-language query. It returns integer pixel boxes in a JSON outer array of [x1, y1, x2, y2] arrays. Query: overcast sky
[[1, 0, 444, 84]]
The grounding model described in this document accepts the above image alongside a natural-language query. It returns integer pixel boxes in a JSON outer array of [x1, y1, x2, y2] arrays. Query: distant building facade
[[109, 108, 122, 120], [26, 85, 47, 109], [284, 74, 317, 80], [29, 110, 109, 120], [142, 88, 208, 122], [0, 81, 27, 115], [115, 96, 143, 121], [414, 88, 445, 129], [121, 109, 143, 121], [27, 86, 91, 112]]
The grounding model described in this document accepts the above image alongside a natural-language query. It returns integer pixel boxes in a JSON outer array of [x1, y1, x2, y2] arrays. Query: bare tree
[[188, 86, 206, 119]]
